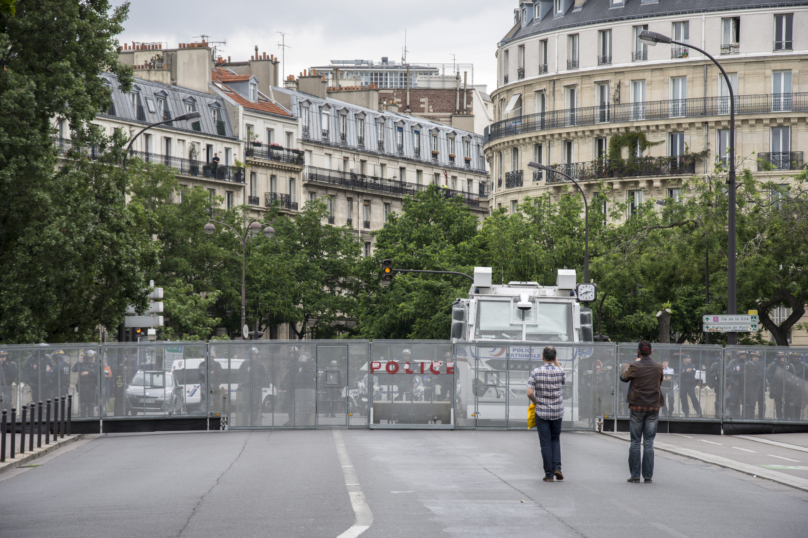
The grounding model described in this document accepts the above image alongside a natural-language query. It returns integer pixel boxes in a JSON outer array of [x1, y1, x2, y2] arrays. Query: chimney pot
[[228, 56, 231, 62]]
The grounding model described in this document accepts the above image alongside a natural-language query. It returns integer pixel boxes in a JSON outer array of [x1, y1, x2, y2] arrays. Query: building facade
[[486, 0, 808, 218]]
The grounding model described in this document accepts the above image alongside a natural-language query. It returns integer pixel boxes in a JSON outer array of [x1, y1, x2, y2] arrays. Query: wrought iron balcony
[[774, 40, 793, 51], [567, 59, 579, 69], [265, 192, 298, 211], [328, 216, 335, 224], [632, 49, 648, 62], [340, 132, 347, 144], [397, 144, 404, 154], [505, 170, 523, 189], [126, 150, 245, 182], [377, 140, 384, 151], [358, 136, 364, 147], [517, 68, 525, 80], [721, 43, 739, 55], [671, 46, 689, 59], [414, 147, 420, 158], [539, 64, 548, 75], [364, 220, 371, 229], [248, 195, 260, 205], [246, 144, 304, 165], [487, 92, 808, 144], [346, 218, 352, 226], [757, 152, 804, 171], [533, 170, 542, 182], [302, 126, 310, 138], [322, 129, 329, 140], [597, 55, 612, 66], [504, 74, 509, 84], [449, 155, 455, 164], [544, 156, 697, 184]]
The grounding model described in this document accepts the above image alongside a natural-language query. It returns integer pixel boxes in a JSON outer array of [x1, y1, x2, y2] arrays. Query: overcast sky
[[111, 0, 510, 92]]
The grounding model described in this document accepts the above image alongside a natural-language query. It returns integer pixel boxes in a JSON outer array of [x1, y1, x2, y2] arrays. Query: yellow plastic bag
[[527, 403, 536, 429]]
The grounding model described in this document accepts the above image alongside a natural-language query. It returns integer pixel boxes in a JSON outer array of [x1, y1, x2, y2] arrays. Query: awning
[[503, 93, 522, 115]]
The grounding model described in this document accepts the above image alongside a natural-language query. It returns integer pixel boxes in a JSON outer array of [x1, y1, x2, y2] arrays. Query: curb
[[732, 435, 808, 454], [0, 434, 85, 475], [601, 431, 808, 493]]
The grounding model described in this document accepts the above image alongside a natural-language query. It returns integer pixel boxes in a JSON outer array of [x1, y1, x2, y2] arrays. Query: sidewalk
[[0, 434, 84, 475]]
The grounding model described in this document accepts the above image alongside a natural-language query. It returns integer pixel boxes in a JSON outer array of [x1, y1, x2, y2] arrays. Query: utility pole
[[277, 32, 290, 84]]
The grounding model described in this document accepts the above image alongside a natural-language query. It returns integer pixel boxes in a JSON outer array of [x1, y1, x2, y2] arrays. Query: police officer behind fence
[[767, 352, 788, 420], [199, 355, 223, 415], [24, 351, 53, 406], [237, 348, 267, 426], [661, 360, 675, 417], [49, 350, 72, 403], [725, 351, 746, 419], [0, 350, 18, 410], [707, 357, 723, 417], [743, 351, 766, 420], [72, 350, 99, 417], [785, 352, 807, 421], [679, 354, 703, 418]]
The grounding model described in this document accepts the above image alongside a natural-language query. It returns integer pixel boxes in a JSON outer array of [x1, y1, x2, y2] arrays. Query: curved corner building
[[485, 0, 808, 215]]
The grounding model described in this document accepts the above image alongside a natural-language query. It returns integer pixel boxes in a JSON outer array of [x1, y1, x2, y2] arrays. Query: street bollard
[[53, 399, 60, 438], [60, 396, 66, 439], [20, 405, 26, 455], [45, 399, 51, 444], [10, 408, 16, 459], [28, 403, 34, 452], [1, 409, 6, 462], [67, 395, 72, 436], [37, 401, 43, 448]]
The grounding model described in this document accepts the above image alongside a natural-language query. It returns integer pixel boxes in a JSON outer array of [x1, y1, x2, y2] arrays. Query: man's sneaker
[[554, 470, 564, 481], [543, 476, 554, 482], [644, 479, 652, 483], [627, 478, 640, 483]]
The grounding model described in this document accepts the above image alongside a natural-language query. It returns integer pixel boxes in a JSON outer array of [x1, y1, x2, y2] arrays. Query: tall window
[[340, 114, 347, 140], [321, 107, 329, 134], [669, 132, 686, 157], [772, 70, 792, 112], [634, 25, 649, 60], [399, 166, 406, 182], [596, 83, 610, 123], [377, 122, 384, 145], [774, 14, 793, 51], [380, 163, 386, 178], [503, 49, 509, 84], [518, 45, 525, 78], [599, 30, 612, 65], [567, 34, 579, 69], [431, 133, 438, 152], [364, 241, 371, 257], [717, 130, 731, 166], [383, 203, 391, 223], [771, 127, 791, 170], [671, 21, 689, 58], [249, 83, 257, 102], [289, 178, 296, 203], [511, 200, 518, 214], [533, 143, 543, 164], [497, 151, 503, 181], [511, 147, 519, 171], [631, 80, 646, 120], [555, 0, 563, 14], [414, 130, 420, 153], [363, 204, 370, 228], [449, 137, 456, 155], [250, 172, 257, 198], [563, 141, 574, 165], [396, 126, 403, 149], [595, 138, 607, 162], [565, 86, 577, 126], [347, 198, 353, 222], [667, 188, 681, 202], [225, 191, 233, 209], [285, 131, 293, 147], [539, 40, 548, 72], [416, 170, 423, 185], [434, 172, 441, 185], [464, 139, 471, 159], [722, 17, 740, 54], [670, 77, 687, 117], [270, 174, 277, 193], [628, 190, 643, 217], [718, 73, 738, 115]]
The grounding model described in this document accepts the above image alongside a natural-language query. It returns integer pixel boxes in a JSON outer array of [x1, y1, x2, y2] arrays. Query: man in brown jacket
[[620, 340, 664, 483]]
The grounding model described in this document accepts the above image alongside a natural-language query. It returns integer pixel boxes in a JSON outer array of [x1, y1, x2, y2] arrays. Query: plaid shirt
[[629, 405, 659, 413], [527, 364, 566, 420]]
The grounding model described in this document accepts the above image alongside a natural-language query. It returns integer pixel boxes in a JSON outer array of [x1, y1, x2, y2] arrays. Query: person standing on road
[[620, 341, 664, 484], [679, 354, 703, 418], [526, 346, 566, 483], [743, 352, 765, 420], [661, 360, 675, 417]]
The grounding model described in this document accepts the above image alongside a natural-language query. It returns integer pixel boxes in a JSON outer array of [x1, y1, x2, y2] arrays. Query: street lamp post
[[639, 30, 737, 344], [204, 220, 275, 336], [528, 161, 589, 284], [117, 111, 202, 343]]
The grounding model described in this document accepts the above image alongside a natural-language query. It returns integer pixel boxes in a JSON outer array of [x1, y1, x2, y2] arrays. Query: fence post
[[20, 405, 26, 454], [1, 409, 6, 462], [37, 401, 42, 448], [67, 395, 72, 436], [10, 407, 16, 459], [60, 396, 66, 439], [45, 399, 51, 444]]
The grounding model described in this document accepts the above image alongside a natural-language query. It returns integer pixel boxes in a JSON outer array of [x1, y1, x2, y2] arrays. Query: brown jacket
[[620, 357, 665, 408]]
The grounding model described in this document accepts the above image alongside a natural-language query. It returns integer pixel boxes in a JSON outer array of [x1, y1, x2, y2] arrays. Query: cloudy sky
[[111, 0, 511, 92]]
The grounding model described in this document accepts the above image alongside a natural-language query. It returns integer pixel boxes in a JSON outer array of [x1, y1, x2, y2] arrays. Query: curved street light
[[528, 161, 589, 285], [639, 29, 738, 345], [204, 219, 275, 336]]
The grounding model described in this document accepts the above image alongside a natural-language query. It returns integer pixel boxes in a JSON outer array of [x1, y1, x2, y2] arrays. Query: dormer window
[[448, 135, 456, 155], [145, 97, 156, 114], [249, 82, 257, 102], [556, 0, 563, 14], [320, 106, 330, 138], [212, 108, 220, 123], [611, 0, 624, 7], [376, 119, 385, 151], [185, 100, 196, 113]]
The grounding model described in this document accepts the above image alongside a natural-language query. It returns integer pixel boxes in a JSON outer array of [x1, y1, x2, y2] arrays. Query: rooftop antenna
[[402, 29, 409, 64], [450, 53, 457, 75], [194, 35, 226, 60], [277, 31, 291, 84]]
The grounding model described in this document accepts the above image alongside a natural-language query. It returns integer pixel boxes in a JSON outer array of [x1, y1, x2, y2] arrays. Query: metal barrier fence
[[2, 341, 808, 432]]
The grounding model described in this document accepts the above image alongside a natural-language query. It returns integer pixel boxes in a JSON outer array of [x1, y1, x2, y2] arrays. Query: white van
[[170, 358, 277, 414]]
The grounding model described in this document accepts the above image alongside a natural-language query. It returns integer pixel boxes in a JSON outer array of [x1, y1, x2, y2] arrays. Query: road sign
[[124, 315, 165, 328], [704, 324, 759, 333], [703, 315, 759, 324]]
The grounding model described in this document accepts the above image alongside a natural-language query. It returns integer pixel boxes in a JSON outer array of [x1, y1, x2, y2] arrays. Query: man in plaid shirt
[[527, 346, 566, 482]]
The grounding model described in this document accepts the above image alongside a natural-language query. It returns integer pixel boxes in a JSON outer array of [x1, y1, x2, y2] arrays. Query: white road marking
[[390, 491, 414, 494], [769, 454, 801, 463], [333, 430, 373, 538], [699, 439, 723, 446], [651, 521, 690, 538], [673, 434, 693, 439], [732, 447, 756, 453]]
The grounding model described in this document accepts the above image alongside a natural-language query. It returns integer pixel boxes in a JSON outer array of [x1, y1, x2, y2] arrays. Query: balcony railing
[[265, 192, 298, 211], [597, 55, 612, 66], [533, 170, 542, 182], [302, 126, 310, 138], [542, 156, 697, 184], [248, 195, 260, 205], [358, 136, 364, 147], [539, 64, 548, 74], [363, 220, 371, 229], [414, 147, 420, 158], [721, 43, 739, 55], [340, 133, 347, 144], [517, 68, 525, 80], [322, 129, 329, 140], [347, 218, 352, 226], [774, 40, 793, 51], [304, 166, 487, 207], [632, 49, 648, 62], [757, 152, 804, 171], [504, 74, 509, 84], [328, 216, 335, 224], [246, 144, 304, 165], [671, 46, 689, 59], [567, 58, 579, 69], [377, 140, 384, 151], [397, 144, 404, 154], [505, 170, 523, 188], [487, 92, 808, 143]]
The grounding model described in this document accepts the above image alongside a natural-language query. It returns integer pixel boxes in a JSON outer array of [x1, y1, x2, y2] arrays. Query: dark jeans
[[629, 409, 659, 480], [680, 385, 702, 417], [536, 417, 562, 478]]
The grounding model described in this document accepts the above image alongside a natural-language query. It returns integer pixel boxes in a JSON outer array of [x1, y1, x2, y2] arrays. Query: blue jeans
[[536, 417, 562, 478], [629, 409, 658, 480]]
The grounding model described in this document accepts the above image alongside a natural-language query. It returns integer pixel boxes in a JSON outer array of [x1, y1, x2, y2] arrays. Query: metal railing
[[304, 166, 486, 207], [517, 68, 525, 80], [774, 40, 793, 51], [597, 55, 612, 66], [265, 192, 298, 211], [757, 152, 804, 171], [567, 58, 579, 69], [505, 170, 523, 188], [248, 195, 260, 205], [671, 46, 690, 59], [721, 43, 739, 55], [488, 92, 808, 143], [327, 216, 335, 224], [246, 144, 304, 165], [632, 49, 647, 62], [503, 74, 509, 84], [539, 64, 548, 74], [543, 156, 697, 183], [363, 220, 371, 229]]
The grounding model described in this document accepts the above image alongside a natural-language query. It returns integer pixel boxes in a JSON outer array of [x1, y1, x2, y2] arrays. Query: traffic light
[[381, 259, 394, 287]]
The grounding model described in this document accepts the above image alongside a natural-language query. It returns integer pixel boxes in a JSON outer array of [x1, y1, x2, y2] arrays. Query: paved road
[[1, 430, 807, 537]]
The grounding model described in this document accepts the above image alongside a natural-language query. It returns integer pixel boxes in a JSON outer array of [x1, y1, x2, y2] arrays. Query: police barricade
[[615, 344, 724, 421], [724, 346, 808, 424], [454, 342, 615, 431], [369, 340, 453, 429], [99, 342, 207, 419]]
